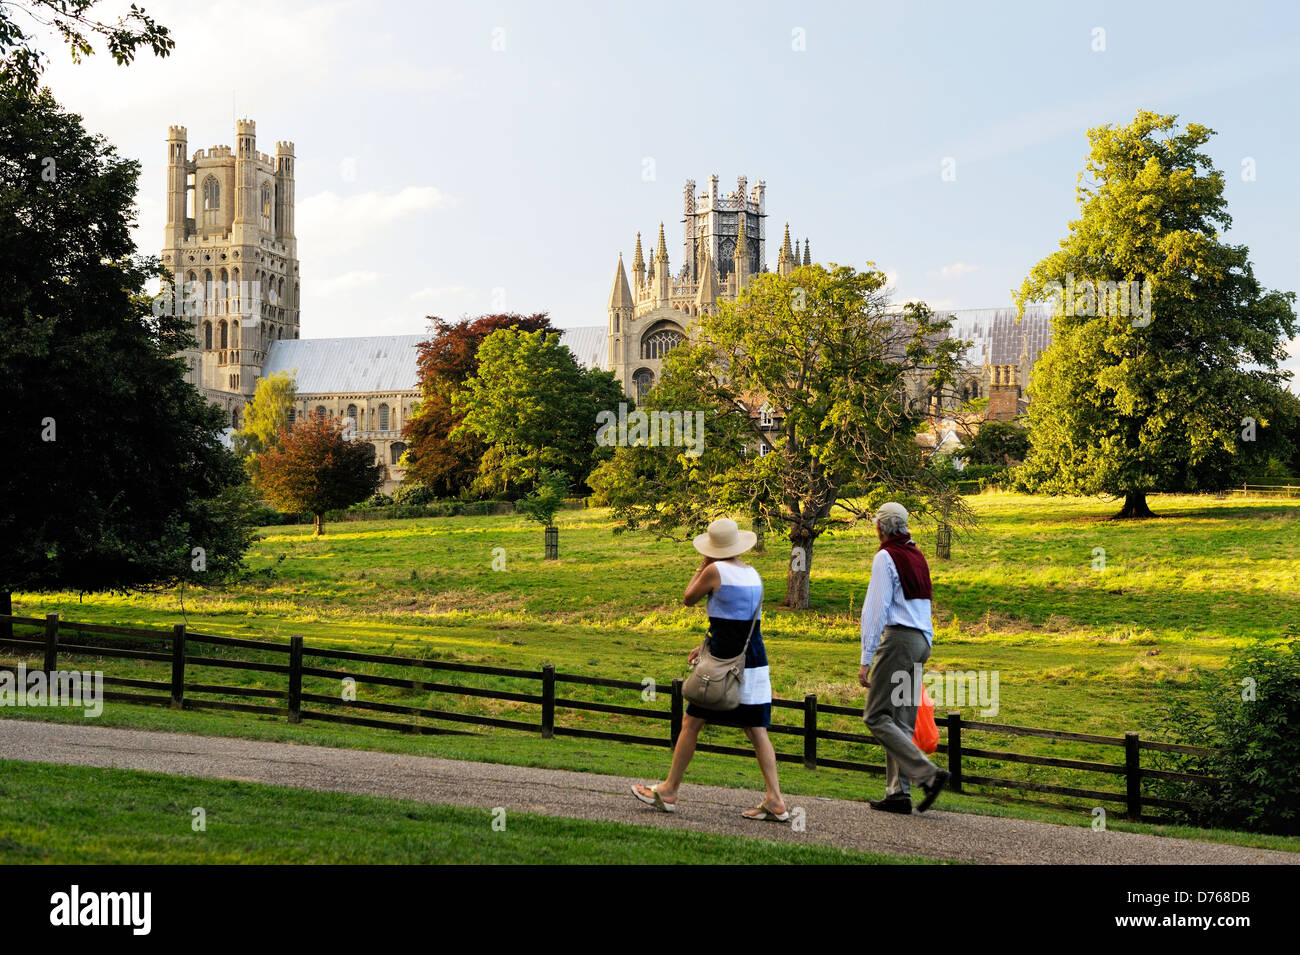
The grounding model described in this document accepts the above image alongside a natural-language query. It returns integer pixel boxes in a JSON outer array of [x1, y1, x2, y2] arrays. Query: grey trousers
[[864, 625, 938, 797]]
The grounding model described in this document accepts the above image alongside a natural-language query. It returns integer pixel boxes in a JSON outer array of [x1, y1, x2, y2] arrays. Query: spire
[[647, 251, 655, 284], [696, 251, 720, 309], [655, 221, 669, 266], [608, 253, 633, 310], [633, 232, 645, 274], [803, 238, 811, 267], [778, 223, 794, 275], [734, 218, 750, 289]]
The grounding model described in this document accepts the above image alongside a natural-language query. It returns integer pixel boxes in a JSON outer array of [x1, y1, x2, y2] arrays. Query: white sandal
[[630, 783, 677, 813], [742, 802, 790, 822]]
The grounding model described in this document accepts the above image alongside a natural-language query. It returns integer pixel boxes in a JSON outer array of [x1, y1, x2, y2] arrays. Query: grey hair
[[877, 514, 909, 537]]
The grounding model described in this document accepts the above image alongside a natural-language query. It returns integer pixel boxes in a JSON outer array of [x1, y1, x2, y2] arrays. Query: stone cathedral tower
[[162, 119, 299, 423], [607, 175, 812, 401]]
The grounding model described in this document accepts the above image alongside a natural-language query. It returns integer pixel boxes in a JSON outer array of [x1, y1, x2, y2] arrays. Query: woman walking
[[631, 518, 788, 821]]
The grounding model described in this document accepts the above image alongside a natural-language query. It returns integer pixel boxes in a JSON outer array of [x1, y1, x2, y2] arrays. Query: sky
[[34, 0, 1300, 384]]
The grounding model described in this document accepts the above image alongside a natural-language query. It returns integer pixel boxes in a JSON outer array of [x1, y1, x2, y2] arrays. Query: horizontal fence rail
[[0, 613, 1221, 822]]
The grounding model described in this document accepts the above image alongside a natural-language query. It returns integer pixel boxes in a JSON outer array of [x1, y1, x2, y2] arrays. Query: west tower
[[162, 120, 299, 423]]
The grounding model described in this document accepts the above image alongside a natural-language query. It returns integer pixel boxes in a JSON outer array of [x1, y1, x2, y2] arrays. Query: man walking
[[859, 502, 949, 814]]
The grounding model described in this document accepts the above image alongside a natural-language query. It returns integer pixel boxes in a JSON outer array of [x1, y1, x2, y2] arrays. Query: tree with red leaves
[[257, 414, 385, 535], [402, 313, 552, 496]]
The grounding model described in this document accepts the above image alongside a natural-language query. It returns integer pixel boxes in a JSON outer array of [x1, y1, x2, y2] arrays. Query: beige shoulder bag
[[681, 611, 759, 711]]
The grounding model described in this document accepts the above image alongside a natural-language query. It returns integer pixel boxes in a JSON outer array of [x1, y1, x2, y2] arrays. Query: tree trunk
[[785, 529, 814, 610], [314, 513, 325, 535], [1, 590, 10, 640], [1115, 491, 1156, 519]]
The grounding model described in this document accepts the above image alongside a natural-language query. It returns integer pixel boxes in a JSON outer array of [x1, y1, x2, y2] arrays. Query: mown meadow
[[5, 491, 1298, 846]]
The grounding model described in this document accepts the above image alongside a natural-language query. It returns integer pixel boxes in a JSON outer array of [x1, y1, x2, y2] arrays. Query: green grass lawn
[[0, 759, 940, 864], [5, 491, 1298, 847]]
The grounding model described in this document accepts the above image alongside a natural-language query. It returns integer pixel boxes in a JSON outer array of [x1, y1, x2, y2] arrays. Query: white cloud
[[297, 186, 449, 254], [315, 270, 386, 295], [933, 262, 980, 279]]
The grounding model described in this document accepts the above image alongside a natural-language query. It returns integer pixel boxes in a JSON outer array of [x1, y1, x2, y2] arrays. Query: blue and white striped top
[[705, 561, 771, 706]]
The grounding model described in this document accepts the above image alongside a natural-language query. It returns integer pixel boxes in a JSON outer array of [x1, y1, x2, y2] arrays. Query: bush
[[1155, 636, 1300, 834], [392, 482, 438, 506], [957, 464, 1006, 483], [247, 501, 286, 526], [360, 491, 394, 508]]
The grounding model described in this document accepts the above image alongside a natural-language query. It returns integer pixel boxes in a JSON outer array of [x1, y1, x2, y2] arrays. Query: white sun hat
[[692, 517, 758, 559]]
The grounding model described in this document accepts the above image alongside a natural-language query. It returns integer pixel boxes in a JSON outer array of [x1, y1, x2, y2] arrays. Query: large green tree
[[403, 312, 552, 496], [453, 328, 624, 495], [0, 85, 257, 627], [591, 263, 965, 609], [1014, 111, 1298, 518]]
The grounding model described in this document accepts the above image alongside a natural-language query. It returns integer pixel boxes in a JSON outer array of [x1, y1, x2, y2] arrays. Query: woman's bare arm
[[684, 558, 720, 606]]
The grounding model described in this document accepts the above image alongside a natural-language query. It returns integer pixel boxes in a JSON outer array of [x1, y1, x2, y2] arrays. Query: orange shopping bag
[[912, 685, 939, 754]]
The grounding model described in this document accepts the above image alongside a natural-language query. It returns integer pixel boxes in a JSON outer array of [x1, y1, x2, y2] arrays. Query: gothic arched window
[[390, 442, 406, 465], [315, 405, 326, 420], [260, 182, 273, 230], [202, 176, 220, 228], [640, 322, 687, 360], [203, 321, 212, 350], [632, 368, 654, 402], [347, 404, 358, 424], [378, 403, 390, 431], [219, 320, 228, 350]]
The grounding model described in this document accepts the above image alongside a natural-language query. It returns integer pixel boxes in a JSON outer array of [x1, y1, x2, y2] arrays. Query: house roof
[[262, 334, 425, 394], [943, 305, 1053, 367], [557, 325, 608, 371]]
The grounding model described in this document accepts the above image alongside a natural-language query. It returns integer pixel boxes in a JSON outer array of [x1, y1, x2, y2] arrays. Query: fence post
[[541, 664, 555, 738], [947, 711, 963, 793], [170, 624, 186, 709], [670, 678, 683, 748], [288, 635, 303, 723], [1125, 732, 1142, 821], [43, 613, 59, 674], [803, 694, 818, 769]]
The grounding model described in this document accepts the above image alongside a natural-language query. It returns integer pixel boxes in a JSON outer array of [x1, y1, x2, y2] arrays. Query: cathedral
[[162, 120, 418, 492], [600, 174, 1054, 423], [164, 124, 1051, 491]]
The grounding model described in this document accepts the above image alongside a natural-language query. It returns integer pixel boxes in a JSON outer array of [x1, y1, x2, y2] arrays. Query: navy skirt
[[686, 700, 772, 728]]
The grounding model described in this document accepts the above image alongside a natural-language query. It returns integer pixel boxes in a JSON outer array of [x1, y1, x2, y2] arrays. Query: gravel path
[[1, 719, 1293, 864]]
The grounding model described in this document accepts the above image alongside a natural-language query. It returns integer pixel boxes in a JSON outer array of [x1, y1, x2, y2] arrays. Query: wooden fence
[[0, 613, 1220, 822], [1227, 482, 1300, 498]]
